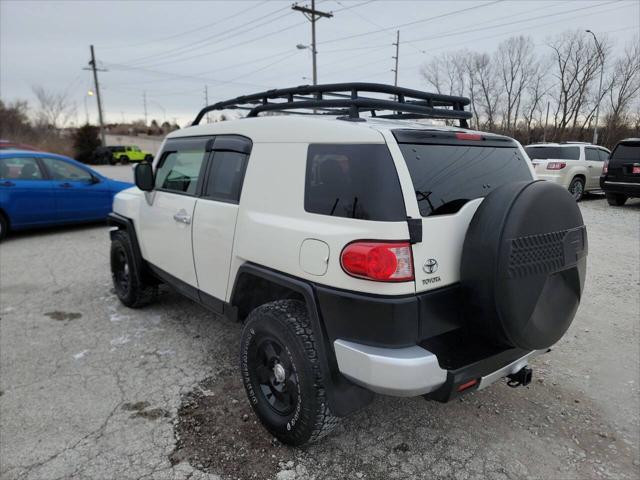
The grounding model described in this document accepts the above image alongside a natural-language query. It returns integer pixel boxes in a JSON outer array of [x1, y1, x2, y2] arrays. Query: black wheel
[[110, 230, 156, 308], [144, 154, 153, 162], [606, 193, 627, 206], [240, 300, 339, 445], [568, 176, 585, 201], [119, 155, 129, 164], [0, 213, 8, 241]]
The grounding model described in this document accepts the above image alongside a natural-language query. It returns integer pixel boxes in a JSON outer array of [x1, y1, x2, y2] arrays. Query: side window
[[585, 148, 600, 161], [154, 138, 208, 195], [203, 151, 247, 203], [42, 158, 91, 181], [0, 157, 44, 180], [598, 149, 609, 162], [304, 144, 406, 221]]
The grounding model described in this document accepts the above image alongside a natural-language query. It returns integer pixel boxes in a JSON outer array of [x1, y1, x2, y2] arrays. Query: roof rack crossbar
[[192, 82, 472, 127]]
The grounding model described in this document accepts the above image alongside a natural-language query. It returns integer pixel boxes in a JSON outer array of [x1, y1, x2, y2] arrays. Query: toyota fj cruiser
[[108, 84, 587, 445]]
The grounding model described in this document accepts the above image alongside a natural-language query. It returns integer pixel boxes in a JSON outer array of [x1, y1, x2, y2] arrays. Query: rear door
[[137, 136, 210, 287], [608, 141, 640, 186], [392, 131, 533, 293], [584, 147, 603, 189], [0, 156, 57, 227], [41, 157, 110, 221], [192, 136, 251, 309]]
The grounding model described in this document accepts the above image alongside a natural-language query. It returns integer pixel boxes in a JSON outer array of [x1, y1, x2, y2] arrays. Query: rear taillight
[[341, 241, 414, 282], [632, 164, 640, 174], [603, 159, 609, 174], [546, 162, 566, 170]]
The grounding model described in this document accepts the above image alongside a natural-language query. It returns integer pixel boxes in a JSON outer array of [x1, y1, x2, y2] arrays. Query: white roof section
[[166, 115, 489, 144]]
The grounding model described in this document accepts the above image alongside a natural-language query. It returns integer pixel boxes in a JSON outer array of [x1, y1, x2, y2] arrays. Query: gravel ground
[[0, 181, 638, 479]]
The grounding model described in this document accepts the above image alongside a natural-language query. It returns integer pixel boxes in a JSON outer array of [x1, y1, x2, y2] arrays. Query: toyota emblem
[[423, 258, 438, 274]]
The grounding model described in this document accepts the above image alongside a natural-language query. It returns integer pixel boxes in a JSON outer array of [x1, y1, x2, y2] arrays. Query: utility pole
[[543, 100, 550, 143], [292, 0, 333, 85], [85, 45, 106, 146], [143, 91, 148, 126], [204, 85, 210, 123], [586, 29, 604, 145], [392, 30, 400, 87]]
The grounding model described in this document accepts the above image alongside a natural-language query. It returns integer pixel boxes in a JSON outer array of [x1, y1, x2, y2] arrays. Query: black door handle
[[0, 181, 15, 187], [59, 182, 73, 188]]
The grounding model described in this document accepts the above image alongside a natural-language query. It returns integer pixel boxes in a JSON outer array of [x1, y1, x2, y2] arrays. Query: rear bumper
[[600, 178, 640, 197], [333, 338, 547, 398], [536, 172, 570, 188]]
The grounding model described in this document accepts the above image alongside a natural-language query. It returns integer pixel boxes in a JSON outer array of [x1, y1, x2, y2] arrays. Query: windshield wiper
[[416, 190, 435, 213]]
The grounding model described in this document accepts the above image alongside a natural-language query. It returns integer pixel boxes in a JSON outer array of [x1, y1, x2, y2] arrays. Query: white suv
[[108, 84, 588, 445], [524, 142, 610, 201]]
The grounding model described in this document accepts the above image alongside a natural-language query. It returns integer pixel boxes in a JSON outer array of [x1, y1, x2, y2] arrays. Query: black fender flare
[[107, 213, 156, 284], [230, 263, 374, 416]]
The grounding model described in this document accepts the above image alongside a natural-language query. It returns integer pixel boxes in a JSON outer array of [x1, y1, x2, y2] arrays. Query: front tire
[[606, 193, 628, 206], [0, 213, 8, 241], [240, 300, 339, 445], [568, 177, 585, 201], [110, 230, 156, 308]]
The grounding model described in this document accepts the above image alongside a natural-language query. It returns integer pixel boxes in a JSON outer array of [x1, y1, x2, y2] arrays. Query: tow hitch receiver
[[507, 366, 532, 387]]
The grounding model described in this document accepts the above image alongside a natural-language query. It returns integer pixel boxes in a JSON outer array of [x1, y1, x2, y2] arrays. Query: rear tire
[[0, 213, 8, 241], [606, 193, 627, 206], [568, 177, 585, 201], [119, 155, 129, 164], [110, 230, 156, 308], [240, 300, 339, 445]]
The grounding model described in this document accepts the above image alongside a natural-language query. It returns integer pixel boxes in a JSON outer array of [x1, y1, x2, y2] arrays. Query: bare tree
[[31, 85, 75, 129], [496, 36, 536, 134], [468, 52, 501, 130], [605, 37, 640, 131], [548, 30, 607, 139]]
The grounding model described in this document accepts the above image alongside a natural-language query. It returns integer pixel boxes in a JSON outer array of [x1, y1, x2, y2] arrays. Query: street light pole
[[586, 29, 604, 145], [292, 1, 333, 85]]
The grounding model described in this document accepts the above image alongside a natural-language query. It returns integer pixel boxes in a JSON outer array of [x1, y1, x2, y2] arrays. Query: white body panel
[[192, 198, 239, 300], [137, 191, 198, 285]]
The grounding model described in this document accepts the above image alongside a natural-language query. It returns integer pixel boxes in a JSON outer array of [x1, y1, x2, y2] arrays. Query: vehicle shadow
[[3, 221, 108, 243]]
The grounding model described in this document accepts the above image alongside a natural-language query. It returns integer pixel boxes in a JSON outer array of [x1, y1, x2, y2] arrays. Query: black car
[[600, 138, 640, 205]]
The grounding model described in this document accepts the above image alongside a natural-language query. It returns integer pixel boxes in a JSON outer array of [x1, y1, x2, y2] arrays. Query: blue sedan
[[0, 150, 132, 239]]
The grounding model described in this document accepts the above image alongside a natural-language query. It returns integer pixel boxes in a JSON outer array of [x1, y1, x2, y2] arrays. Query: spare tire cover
[[461, 180, 587, 350]]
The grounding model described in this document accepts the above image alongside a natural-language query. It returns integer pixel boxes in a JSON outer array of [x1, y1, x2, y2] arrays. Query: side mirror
[[134, 162, 154, 192]]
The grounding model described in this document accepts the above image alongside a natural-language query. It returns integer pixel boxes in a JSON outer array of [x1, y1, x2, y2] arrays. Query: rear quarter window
[[304, 144, 405, 221]]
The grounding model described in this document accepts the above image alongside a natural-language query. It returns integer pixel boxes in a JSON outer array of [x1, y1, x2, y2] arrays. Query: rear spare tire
[[461, 180, 587, 350]]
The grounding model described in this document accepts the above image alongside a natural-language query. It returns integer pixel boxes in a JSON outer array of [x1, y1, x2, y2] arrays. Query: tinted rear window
[[611, 144, 640, 162], [525, 146, 580, 160], [399, 144, 532, 217], [304, 144, 405, 221]]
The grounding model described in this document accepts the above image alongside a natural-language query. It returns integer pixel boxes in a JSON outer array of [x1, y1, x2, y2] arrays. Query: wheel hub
[[273, 362, 286, 383]]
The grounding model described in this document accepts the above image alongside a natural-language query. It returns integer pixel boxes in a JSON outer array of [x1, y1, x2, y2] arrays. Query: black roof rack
[[192, 82, 472, 128]]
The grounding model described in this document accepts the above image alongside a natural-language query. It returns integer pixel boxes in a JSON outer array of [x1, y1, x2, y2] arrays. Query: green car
[[108, 145, 153, 164]]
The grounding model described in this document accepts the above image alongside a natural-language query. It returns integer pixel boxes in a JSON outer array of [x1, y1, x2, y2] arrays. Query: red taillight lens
[[341, 241, 414, 282], [455, 132, 483, 141], [546, 162, 566, 170], [603, 159, 609, 174], [632, 165, 640, 174]]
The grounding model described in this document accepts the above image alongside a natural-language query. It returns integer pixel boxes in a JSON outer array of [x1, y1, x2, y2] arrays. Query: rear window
[[525, 146, 580, 160], [304, 144, 405, 221], [399, 144, 531, 217], [611, 143, 640, 162]]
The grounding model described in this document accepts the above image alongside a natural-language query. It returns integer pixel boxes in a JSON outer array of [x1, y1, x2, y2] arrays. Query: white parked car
[[108, 83, 588, 445], [524, 142, 610, 201]]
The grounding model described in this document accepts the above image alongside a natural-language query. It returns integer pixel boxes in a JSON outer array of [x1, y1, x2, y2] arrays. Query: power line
[[116, 6, 294, 68], [98, 1, 270, 50], [318, 0, 504, 45]]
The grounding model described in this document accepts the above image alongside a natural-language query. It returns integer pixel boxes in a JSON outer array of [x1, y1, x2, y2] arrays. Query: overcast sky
[[1, 0, 638, 126]]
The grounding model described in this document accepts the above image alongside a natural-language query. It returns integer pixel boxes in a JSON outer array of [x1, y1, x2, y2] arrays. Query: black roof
[[193, 83, 472, 128]]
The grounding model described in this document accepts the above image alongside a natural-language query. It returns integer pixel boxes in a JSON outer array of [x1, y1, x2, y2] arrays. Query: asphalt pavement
[[0, 171, 638, 479]]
